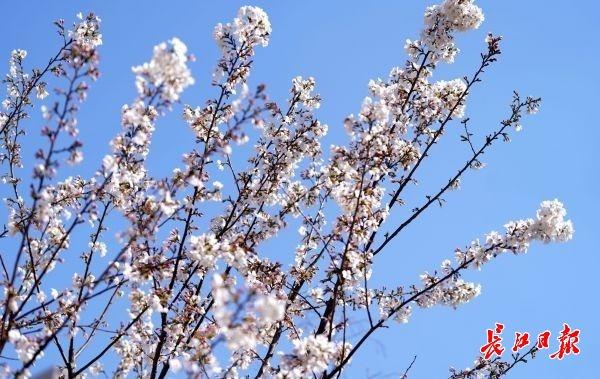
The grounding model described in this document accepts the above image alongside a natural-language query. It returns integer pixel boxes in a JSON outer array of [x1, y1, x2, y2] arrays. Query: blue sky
[[1, 1, 598, 378]]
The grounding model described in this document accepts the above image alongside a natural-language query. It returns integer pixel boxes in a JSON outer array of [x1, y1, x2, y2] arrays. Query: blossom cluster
[[213, 6, 271, 93], [132, 38, 194, 103], [409, 0, 484, 64], [279, 335, 350, 379], [71, 12, 103, 50], [371, 200, 573, 326], [458, 199, 574, 269]]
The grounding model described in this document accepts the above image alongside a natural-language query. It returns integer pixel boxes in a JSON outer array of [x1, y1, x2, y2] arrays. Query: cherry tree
[[0, 1, 573, 378]]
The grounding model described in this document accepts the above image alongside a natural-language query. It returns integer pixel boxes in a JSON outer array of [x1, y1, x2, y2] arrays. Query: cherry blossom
[[0, 2, 575, 378]]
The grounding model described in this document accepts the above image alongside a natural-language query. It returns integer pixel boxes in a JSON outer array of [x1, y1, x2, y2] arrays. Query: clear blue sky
[[2, 1, 598, 378]]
